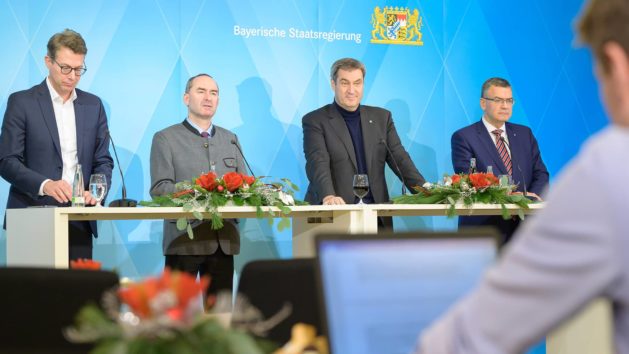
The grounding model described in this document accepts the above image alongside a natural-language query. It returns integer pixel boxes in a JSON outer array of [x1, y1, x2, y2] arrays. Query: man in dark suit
[[0, 29, 113, 260], [451, 77, 549, 242], [303, 58, 425, 228]]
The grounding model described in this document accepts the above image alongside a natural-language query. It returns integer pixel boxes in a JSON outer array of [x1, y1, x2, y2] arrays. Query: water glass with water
[[89, 174, 107, 207]]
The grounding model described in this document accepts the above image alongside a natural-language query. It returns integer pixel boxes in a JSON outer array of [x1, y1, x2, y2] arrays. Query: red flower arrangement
[[70, 258, 102, 270], [222, 171, 244, 192], [117, 268, 209, 322], [141, 172, 303, 237], [66, 268, 279, 353], [393, 172, 532, 219], [195, 172, 219, 191], [468, 172, 500, 188]]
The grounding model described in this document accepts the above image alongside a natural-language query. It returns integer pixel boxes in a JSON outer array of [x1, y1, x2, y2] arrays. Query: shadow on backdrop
[[233, 77, 292, 274]]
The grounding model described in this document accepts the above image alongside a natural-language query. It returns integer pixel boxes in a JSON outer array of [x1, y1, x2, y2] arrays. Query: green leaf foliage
[[139, 175, 308, 238], [392, 174, 533, 220], [186, 223, 193, 239], [277, 217, 291, 231], [176, 218, 188, 231]]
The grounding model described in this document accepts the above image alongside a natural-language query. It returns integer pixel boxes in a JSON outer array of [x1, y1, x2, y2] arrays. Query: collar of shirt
[[186, 117, 213, 137], [46, 77, 77, 104], [481, 116, 510, 147]]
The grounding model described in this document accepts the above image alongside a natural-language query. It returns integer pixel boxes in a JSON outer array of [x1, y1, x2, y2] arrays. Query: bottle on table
[[469, 158, 477, 174], [72, 164, 85, 207]]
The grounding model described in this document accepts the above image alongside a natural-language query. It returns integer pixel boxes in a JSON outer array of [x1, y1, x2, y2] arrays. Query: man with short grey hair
[[150, 73, 246, 298], [302, 58, 425, 228]]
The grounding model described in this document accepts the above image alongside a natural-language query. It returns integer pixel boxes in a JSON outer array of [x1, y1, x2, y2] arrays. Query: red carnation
[[195, 172, 218, 191], [117, 268, 210, 320], [469, 173, 499, 188], [242, 174, 255, 186], [451, 174, 461, 184], [486, 173, 499, 185], [223, 172, 244, 192]]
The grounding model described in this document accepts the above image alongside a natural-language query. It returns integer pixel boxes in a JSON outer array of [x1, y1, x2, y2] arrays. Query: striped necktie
[[492, 129, 512, 175]]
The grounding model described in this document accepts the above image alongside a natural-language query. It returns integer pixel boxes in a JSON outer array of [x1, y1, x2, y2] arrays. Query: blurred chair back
[[234, 258, 322, 344], [0, 267, 119, 354]]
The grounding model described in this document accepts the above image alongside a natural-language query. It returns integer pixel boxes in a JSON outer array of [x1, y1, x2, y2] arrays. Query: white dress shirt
[[482, 116, 511, 156], [39, 78, 78, 195], [415, 125, 629, 354]]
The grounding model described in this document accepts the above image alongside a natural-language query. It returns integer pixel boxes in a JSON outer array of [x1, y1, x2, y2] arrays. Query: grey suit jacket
[[149, 121, 246, 255], [303, 103, 425, 206]]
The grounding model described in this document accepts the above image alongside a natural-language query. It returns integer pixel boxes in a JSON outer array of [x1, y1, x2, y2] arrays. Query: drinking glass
[[352, 174, 369, 205], [89, 174, 107, 207], [499, 174, 513, 187]]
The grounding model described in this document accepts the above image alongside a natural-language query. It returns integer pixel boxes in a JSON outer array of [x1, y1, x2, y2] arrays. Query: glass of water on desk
[[353, 174, 369, 205], [89, 174, 107, 207], [499, 174, 513, 187]]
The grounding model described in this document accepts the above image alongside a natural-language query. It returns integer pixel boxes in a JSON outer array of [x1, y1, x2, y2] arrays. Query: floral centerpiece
[[392, 173, 532, 219], [70, 258, 102, 270], [65, 268, 278, 353], [140, 172, 305, 238]]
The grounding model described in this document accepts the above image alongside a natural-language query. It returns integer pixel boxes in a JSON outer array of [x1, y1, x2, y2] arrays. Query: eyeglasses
[[482, 97, 515, 105], [51, 58, 87, 76]]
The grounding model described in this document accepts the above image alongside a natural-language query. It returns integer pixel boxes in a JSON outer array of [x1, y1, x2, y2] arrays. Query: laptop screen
[[316, 231, 498, 354]]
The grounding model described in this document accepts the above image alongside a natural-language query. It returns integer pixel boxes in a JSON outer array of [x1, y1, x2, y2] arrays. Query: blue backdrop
[[0, 0, 606, 280]]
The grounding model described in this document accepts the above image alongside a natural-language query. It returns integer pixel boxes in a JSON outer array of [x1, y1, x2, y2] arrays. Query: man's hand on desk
[[43, 180, 98, 205], [83, 191, 97, 205], [43, 180, 72, 203], [323, 195, 346, 205]]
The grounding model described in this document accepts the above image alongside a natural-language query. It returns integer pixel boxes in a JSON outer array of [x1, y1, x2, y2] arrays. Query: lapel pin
[[369, 120, 373, 123]]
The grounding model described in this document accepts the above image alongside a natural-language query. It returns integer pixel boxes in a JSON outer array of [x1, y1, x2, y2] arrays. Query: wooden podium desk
[[6, 203, 543, 268]]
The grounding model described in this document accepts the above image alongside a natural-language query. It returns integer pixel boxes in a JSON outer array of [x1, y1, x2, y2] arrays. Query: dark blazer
[[0, 80, 114, 235], [451, 120, 549, 239], [303, 103, 425, 206]]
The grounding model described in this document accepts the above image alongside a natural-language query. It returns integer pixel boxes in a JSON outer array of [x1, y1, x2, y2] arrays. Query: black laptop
[[315, 229, 500, 354]]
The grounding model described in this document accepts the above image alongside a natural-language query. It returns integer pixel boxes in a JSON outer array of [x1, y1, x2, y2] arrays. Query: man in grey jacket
[[150, 74, 246, 297]]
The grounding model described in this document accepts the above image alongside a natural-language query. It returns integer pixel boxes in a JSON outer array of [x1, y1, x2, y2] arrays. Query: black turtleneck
[[334, 101, 373, 203]]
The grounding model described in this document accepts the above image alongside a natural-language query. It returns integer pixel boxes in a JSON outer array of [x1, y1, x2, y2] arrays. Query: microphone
[[499, 137, 530, 199], [106, 130, 137, 207], [380, 139, 407, 195], [230, 139, 256, 178]]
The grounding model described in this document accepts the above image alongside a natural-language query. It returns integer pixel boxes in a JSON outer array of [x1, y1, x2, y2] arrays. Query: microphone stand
[[231, 139, 256, 178], [380, 139, 407, 195], [106, 130, 137, 207]]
